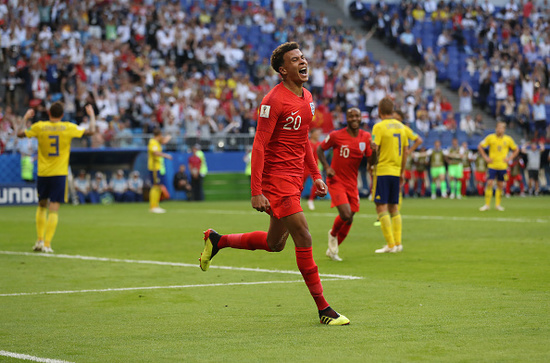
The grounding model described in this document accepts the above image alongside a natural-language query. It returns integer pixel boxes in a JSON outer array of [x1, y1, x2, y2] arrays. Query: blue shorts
[[373, 175, 400, 205], [37, 176, 67, 203], [149, 171, 166, 186], [487, 168, 506, 182]]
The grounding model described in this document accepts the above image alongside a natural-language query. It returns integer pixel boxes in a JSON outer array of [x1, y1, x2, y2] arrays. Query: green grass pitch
[[0, 197, 549, 362]]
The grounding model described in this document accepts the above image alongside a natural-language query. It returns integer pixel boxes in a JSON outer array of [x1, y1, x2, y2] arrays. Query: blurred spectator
[[532, 98, 548, 141], [522, 141, 545, 195], [73, 170, 91, 205], [127, 171, 144, 202], [2, 67, 23, 109], [173, 164, 192, 200], [15, 119, 38, 182], [460, 114, 476, 136], [90, 172, 110, 204], [458, 82, 474, 116], [444, 112, 458, 133], [109, 169, 129, 202], [188, 144, 204, 201]]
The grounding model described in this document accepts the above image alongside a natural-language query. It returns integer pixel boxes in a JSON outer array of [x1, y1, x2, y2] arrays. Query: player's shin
[[495, 187, 502, 207], [485, 186, 493, 206], [337, 222, 352, 245], [44, 212, 58, 248], [295, 247, 329, 311], [390, 212, 402, 246], [331, 215, 345, 236], [149, 185, 161, 208], [218, 231, 271, 251], [36, 207, 47, 241], [378, 211, 395, 248]]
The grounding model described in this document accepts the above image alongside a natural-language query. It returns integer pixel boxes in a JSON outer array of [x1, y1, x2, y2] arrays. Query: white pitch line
[[0, 251, 363, 281], [173, 209, 549, 224], [0, 278, 345, 298], [0, 350, 73, 363]]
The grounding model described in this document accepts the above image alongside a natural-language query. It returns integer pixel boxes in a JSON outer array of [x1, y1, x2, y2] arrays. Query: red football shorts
[[328, 182, 360, 212], [475, 171, 486, 183], [262, 174, 303, 219], [414, 170, 426, 179], [404, 170, 412, 180]]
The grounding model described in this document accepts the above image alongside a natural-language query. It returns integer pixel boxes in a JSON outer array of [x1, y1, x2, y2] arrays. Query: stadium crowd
[[353, 0, 550, 140], [0, 0, 549, 195]]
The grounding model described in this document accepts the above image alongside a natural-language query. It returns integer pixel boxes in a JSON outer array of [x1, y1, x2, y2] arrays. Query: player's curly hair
[[49, 101, 64, 118], [270, 42, 300, 74]]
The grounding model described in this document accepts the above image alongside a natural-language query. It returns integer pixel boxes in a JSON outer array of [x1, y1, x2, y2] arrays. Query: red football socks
[[295, 247, 329, 311], [218, 231, 271, 251], [337, 222, 352, 245], [331, 215, 345, 236]]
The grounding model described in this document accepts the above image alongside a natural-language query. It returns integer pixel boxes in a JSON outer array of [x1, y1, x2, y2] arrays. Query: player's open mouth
[[299, 67, 308, 75]]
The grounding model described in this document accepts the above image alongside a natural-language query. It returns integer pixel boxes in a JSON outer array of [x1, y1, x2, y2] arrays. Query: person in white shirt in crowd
[[494, 76, 508, 117], [109, 169, 129, 202], [127, 171, 144, 202], [458, 82, 474, 117], [460, 114, 477, 136], [73, 169, 91, 205], [522, 141, 545, 196], [90, 172, 110, 204]]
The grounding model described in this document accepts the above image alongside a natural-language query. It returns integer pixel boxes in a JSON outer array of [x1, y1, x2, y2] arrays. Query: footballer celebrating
[[17, 102, 96, 253], [317, 107, 374, 261], [199, 42, 349, 326]]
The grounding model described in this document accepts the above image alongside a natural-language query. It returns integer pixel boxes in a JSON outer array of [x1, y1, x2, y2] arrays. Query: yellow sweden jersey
[[25, 121, 85, 176], [372, 118, 409, 177], [479, 134, 517, 170], [148, 138, 162, 171]]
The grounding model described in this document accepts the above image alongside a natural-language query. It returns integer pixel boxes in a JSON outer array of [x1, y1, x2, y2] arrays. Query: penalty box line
[[0, 350, 73, 363], [0, 251, 362, 297], [0, 251, 362, 281], [0, 278, 345, 298]]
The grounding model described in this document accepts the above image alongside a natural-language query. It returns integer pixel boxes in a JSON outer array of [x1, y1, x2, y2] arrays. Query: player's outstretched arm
[[16, 109, 34, 138], [83, 104, 96, 136]]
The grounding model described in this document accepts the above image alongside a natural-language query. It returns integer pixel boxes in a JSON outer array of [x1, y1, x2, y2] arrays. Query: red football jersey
[[320, 128, 373, 189], [251, 83, 321, 196]]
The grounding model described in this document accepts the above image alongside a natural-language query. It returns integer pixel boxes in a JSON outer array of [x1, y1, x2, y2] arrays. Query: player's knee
[[341, 212, 353, 222], [290, 229, 312, 248]]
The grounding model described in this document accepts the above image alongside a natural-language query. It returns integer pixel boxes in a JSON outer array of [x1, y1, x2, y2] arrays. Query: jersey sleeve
[[250, 100, 280, 196], [364, 133, 373, 157], [405, 125, 418, 141], [24, 122, 41, 138], [319, 132, 335, 151], [69, 123, 86, 138], [372, 124, 381, 146], [479, 135, 490, 148], [305, 138, 322, 181], [508, 136, 518, 150]]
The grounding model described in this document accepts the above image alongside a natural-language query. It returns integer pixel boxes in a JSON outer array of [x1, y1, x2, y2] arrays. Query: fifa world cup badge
[[260, 105, 271, 118], [310, 102, 315, 116]]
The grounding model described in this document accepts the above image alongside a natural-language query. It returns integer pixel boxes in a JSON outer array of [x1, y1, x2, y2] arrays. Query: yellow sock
[[495, 187, 502, 207], [36, 207, 47, 241], [150, 185, 161, 209], [391, 212, 402, 246], [44, 212, 58, 248], [378, 212, 395, 248], [484, 187, 492, 206]]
